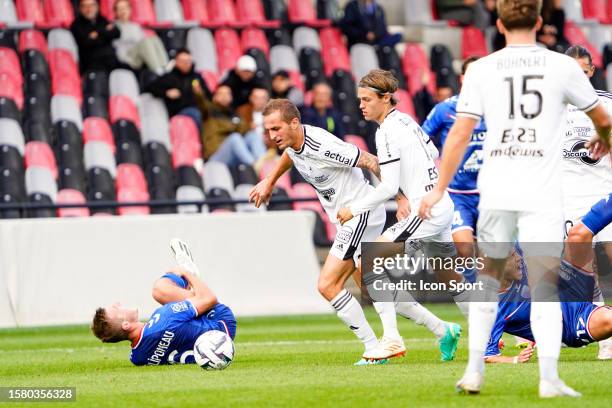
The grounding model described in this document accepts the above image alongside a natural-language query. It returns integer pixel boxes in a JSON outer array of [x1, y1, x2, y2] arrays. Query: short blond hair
[[497, 0, 542, 30], [358, 69, 398, 106]]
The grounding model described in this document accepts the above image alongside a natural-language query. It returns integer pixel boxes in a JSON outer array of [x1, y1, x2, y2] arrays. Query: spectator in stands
[[435, 0, 490, 31], [221, 55, 266, 110], [71, 0, 121, 74], [339, 0, 402, 48], [193, 83, 266, 167], [270, 70, 304, 106], [537, 0, 569, 53], [301, 82, 345, 139], [237, 87, 270, 138], [112, 0, 169, 75], [146, 48, 210, 129]]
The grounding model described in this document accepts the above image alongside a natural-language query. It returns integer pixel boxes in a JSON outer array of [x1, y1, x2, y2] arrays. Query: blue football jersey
[[130, 301, 236, 366], [422, 95, 487, 192]]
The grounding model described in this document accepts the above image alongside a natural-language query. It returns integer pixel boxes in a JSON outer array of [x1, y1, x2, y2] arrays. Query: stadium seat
[[289, 165, 306, 185], [287, 0, 330, 27], [259, 158, 291, 191], [246, 48, 271, 81], [0, 97, 20, 122], [147, 164, 176, 213], [25, 70, 51, 101], [18, 30, 48, 56], [231, 163, 259, 186], [200, 70, 219, 91], [55, 119, 82, 148], [461, 26, 488, 59], [330, 69, 358, 116], [87, 167, 116, 215], [83, 117, 115, 153], [377, 45, 406, 89], [187, 28, 218, 74], [23, 119, 52, 145], [99, 0, 115, 20], [144, 141, 172, 168], [0, 0, 17, 26], [207, 0, 241, 28], [0, 75, 23, 110], [57, 138, 84, 170], [403, 43, 436, 96], [0, 29, 16, 51], [22, 49, 50, 79], [182, 0, 209, 25], [299, 49, 325, 90], [176, 165, 203, 188], [48, 28, 78, 62], [118, 188, 151, 216], [404, 0, 434, 25], [83, 95, 109, 119], [293, 27, 321, 54], [58, 166, 86, 193], [350, 44, 379, 84], [395, 89, 417, 118], [203, 161, 234, 192], [48, 49, 82, 104], [139, 93, 171, 149], [128, 0, 157, 26], [172, 142, 202, 169], [206, 187, 234, 212], [15, 0, 46, 27], [270, 45, 300, 74], [25, 95, 52, 128], [43, 0, 75, 28], [344, 135, 369, 154], [155, 0, 185, 24], [159, 28, 187, 58], [0, 47, 23, 86], [83, 70, 110, 98], [116, 138, 143, 167], [0, 118, 25, 155], [582, 0, 608, 23], [236, 0, 280, 28], [176, 184, 206, 213], [262, 0, 287, 21], [317, 0, 340, 21], [25, 166, 57, 202], [28, 192, 56, 218], [430, 44, 453, 73], [84, 141, 117, 178], [234, 184, 264, 212], [109, 69, 141, 105], [109, 95, 141, 129], [0, 167, 26, 201], [267, 28, 292, 47], [51, 95, 83, 130], [117, 163, 148, 192], [319, 27, 351, 76], [215, 28, 242, 74], [0, 144, 23, 170], [169, 114, 200, 147], [25, 141, 58, 178], [56, 188, 90, 217], [564, 21, 603, 67], [241, 28, 270, 57]]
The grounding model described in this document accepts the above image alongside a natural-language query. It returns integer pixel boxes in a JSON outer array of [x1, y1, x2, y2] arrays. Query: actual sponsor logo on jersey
[[324, 150, 352, 166], [318, 187, 336, 201], [335, 227, 354, 244], [171, 301, 189, 313], [562, 141, 600, 166]]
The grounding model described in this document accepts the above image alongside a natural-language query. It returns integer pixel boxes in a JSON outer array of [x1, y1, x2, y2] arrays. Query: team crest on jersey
[[336, 227, 354, 244], [171, 301, 189, 313], [319, 187, 336, 201], [563, 141, 600, 166]]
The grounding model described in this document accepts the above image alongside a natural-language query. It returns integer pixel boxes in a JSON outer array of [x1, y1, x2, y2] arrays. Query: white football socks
[[395, 301, 446, 338], [373, 301, 401, 339], [465, 274, 500, 375], [331, 289, 378, 352], [531, 301, 562, 382]]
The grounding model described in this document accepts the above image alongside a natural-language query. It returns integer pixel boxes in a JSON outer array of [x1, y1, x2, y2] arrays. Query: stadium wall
[[0, 212, 330, 328]]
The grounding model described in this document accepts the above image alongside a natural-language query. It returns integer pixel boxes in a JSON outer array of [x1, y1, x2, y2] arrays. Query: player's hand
[[192, 80, 203, 96], [516, 344, 534, 363], [396, 194, 411, 220], [249, 178, 274, 208], [337, 207, 353, 225], [166, 88, 181, 99], [586, 135, 610, 160], [418, 187, 443, 219]]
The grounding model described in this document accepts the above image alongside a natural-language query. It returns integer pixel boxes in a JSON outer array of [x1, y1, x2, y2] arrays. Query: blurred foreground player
[[91, 239, 236, 365]]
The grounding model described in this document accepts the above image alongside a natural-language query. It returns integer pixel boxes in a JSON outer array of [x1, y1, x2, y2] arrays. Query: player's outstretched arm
[[418, 116, 476, 219], [585, 104, 612, 157], [356, 150, 381, 180], [485, 345, 534, 364], [249, 151, 293, 207], [181, 270, 218, 316]]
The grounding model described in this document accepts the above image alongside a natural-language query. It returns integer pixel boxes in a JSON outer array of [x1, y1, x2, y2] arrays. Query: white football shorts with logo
[[564, 194, 612, 242], [330, 204, 386, 265]]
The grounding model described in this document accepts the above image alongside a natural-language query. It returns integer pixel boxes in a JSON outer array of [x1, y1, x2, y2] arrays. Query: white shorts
[[564, 194, 612, 242], [329, 204, 386, 265], [477, 209, 564, 258]]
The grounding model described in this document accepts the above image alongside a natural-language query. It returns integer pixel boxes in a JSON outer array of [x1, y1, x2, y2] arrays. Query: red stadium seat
[[169, 115, 200, 147], [403, 43, 436, 96], [236, 0, 280, 28], [200, 70, 219, 92], [207, 0, 242, 28], [344, 135, 369, 153], [564, 21, 603, 67], [43, 0, 75, 28], [583, 0, 608, 23], [116, 163, 147, 192], [290, 182, 325, 216], [461, 26, 488, 59], [57, 189, 90, 217], [215, 28, 242, 74], [324, 215, 336, 241], [109, 95, 141, 129], [172, 142, 202, 169], [0, 73, 24, 110], [182, 0, 209, 25], [15, 0, 46, 27], [118, 189, 151, 215], [83, 117, 116, 153], [395, 89, 416, 118], [18, 30, 48, 57], [25, 141, 58, 179], [49, 49, 82, 104], [288, 70, 305, 93], [0, 47, 23, 87], [319, 28, 351, 76], [259, 159, 291, 191], [99, 0, 116, 21], [241, 28, 270, 57], [287, 0, 330, 27], [129, 0, 157, 26]]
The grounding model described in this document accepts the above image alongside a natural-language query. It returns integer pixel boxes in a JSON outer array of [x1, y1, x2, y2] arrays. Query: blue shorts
[[582, 193, 612, 236], [162, 273, 237, 339], [561, 302, 600, 347], [449, 192, 479, 234]]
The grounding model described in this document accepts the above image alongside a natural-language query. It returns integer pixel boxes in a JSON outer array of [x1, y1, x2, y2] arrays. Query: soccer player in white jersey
[[418, 0, 611, 398], [249, 99, 461, 364]]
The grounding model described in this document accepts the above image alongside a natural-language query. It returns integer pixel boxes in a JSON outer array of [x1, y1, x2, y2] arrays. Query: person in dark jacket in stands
[[145, 48, 210, 129], [221, 55, 267, 110], [70, 0, 121, 74], [300, 82, 345, 139], [339, 0, 402, 48]]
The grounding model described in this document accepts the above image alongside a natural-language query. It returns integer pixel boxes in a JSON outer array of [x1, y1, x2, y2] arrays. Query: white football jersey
[[457, 45, 599, 211], [286, 125, 370, 222], [563, 90, 612, 200]]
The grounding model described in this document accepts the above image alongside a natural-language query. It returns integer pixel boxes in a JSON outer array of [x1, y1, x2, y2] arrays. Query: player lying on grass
[[91, 239, 236, 365], [249, 99, 461, 365], [484, 245, 612, 364]]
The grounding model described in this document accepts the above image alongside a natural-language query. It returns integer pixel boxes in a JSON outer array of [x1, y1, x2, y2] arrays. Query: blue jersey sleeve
[[485, 314, 506, 357], [422, 103, 446, 146]]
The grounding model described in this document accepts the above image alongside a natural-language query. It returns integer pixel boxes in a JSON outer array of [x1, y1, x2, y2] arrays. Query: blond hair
[[358, 69, 398, 106], [497, 0, 542, 30]]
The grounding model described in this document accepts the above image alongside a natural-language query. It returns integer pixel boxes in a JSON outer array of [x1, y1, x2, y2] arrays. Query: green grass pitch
[[1, 304, 610, 407]]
